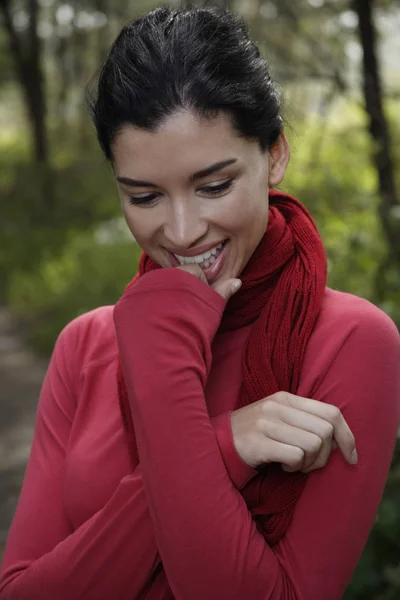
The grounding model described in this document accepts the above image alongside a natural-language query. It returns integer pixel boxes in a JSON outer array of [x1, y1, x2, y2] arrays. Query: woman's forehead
[[112, 111, 258, 178]]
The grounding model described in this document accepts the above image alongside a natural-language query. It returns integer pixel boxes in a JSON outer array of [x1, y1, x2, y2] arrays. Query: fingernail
[[350, 449, 358, 465], [231, 280, 242, 293]]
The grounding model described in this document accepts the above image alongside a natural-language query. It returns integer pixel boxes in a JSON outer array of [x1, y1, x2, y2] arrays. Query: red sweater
[[1, 269, 399, 600]]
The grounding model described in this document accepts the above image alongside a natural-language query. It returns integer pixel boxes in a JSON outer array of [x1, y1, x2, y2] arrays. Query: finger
[[176, 264, 208, 283], [282, 394, 357, 465], [260, 420, 322, 471], [262, 439, 305, 471], [301, 436, 333, 473], [273, 404, 334, 443], [271, 404, 335, 470], [212, 278, 242, 301]]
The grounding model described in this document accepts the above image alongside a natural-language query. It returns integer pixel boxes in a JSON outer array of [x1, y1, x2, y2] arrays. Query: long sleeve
[[114, 268, 400, 600], [0, 321, 162, 600], [0, 308, 255, 600]]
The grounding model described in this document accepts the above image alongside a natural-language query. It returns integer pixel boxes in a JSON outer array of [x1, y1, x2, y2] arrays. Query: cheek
[[223, 187, 268, 236]]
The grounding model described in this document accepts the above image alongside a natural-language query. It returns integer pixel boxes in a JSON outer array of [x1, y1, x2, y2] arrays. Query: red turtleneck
[[1, 269, 399, 600]]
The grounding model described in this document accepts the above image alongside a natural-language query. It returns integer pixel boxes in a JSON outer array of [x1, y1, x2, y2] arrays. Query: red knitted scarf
[[117, 190, 327, 546]]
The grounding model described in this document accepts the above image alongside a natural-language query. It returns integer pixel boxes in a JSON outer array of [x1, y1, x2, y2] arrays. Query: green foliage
[[0, 128, 140, 355], [284, 102, 387, 304], [7, 225, 141, 355], [0, 131, 119, 298]]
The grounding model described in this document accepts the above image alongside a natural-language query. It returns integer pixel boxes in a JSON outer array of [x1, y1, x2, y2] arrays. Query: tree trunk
[[0, 0, 48, 163], [353, 0, 400, 296]]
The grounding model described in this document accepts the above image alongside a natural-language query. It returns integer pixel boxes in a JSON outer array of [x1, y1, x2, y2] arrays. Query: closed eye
[[128, 193, 159, 206], [200, 179, 234, 196], [127, 179, 234, 207]]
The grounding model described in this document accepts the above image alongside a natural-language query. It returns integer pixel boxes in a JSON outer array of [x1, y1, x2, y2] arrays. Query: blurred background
[[0, 0, 399, 597]]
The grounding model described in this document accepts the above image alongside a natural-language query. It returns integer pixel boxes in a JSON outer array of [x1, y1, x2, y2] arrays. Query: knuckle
[[261, 398, 271, 412], [290, 447, 305, 467], [326, 405, 341, 424], [261, 398, 279, 416], [320, 422, 334, 439], [273, 391, 289, 405], [255, 416, 266, 432], [308, 435, 322, 454]]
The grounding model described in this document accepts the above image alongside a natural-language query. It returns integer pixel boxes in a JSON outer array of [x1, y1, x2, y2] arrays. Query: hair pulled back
[[87, 5, 283, 160]]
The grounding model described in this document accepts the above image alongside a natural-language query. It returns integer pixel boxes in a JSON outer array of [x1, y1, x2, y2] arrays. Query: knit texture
[[117, 190, 327, 546]]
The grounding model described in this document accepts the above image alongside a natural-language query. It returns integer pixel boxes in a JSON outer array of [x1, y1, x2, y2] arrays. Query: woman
[[1, 5, 399, 600]]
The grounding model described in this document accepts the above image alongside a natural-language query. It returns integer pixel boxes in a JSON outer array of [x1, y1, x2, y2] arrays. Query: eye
[[128, 193, 159, 207], [200, 179, 234, 196]]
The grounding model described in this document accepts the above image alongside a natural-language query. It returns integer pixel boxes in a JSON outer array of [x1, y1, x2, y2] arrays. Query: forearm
[[128, 378, 294, 599], [115, 270, 297, 600], [0, 469, 159, 600]]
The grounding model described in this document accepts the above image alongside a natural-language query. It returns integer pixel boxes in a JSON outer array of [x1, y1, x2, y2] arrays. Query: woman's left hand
[[176, 264, 242, 302]]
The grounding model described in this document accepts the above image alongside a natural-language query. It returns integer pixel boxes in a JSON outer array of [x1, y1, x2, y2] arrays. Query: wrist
[[212, 411, 259, 490], [122, 267, 227, 314]]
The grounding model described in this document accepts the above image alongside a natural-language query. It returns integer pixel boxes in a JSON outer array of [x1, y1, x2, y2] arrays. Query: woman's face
[[112, 110, 289, 286]]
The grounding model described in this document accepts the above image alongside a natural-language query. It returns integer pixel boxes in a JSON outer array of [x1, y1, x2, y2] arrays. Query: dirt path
[[0, 308, 47, 561]]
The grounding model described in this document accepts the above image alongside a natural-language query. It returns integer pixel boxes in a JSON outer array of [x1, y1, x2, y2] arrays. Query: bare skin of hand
[[176, 264, 242, 302], [175, 265, 356, 474], [230, 391, 357, 473]]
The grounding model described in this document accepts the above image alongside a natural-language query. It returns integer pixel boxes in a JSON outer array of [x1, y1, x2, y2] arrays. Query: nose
[[163, 198, 208, 249]]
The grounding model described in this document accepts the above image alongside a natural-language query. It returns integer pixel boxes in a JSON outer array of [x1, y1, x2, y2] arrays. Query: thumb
[[213, 278, 242, 301]]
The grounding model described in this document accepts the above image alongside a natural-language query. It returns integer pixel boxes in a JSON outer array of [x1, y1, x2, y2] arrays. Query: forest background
[[0, 0, 399, 597]]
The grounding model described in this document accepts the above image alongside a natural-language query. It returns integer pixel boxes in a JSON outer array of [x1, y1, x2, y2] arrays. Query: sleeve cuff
[[123, 267, 227, 316], [212, 412, 259, 490]]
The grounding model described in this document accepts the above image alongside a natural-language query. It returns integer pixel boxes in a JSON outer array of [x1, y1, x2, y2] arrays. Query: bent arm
[[115, 269, 400, 600], [0, 322, 160, 600], [0, 310, 254, 600]]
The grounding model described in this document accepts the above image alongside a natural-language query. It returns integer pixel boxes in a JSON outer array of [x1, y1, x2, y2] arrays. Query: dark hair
[[87, 4, 283, 161]]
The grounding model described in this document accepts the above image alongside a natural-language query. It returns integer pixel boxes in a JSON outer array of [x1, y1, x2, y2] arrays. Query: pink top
[[1, 268, 399, 600]]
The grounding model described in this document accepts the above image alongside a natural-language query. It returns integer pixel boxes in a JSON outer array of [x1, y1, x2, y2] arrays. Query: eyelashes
[[128, 194, 158, 207], [128, 179, 235, 207], [202, 180, 233, 195]]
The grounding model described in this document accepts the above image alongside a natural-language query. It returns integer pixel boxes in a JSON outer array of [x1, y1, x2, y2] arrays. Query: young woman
[[1, 6, 399, 600]]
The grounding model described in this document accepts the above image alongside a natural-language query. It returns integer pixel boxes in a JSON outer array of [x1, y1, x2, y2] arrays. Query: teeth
[[174, 242, 225, 266]]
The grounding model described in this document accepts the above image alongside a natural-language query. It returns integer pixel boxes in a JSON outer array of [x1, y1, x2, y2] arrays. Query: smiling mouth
[[172, 240, 228, 270], [163, 240, 229, 286]]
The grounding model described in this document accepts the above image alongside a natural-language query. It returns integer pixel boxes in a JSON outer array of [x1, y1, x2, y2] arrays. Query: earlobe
[[268, 131, 290, 187]]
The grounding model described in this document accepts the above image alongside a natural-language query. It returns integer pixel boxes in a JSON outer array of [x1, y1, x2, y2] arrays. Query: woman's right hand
[[230, 392, 357, 474]]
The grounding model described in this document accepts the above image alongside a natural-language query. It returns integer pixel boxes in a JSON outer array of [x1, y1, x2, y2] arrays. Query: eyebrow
[[116, 158, 237, 188]]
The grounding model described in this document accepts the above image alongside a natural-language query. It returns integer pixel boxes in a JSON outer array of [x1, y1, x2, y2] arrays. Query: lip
[[163, 240, 229, 282], [164, 240, 227, 259], [203, 240, 228, 284]]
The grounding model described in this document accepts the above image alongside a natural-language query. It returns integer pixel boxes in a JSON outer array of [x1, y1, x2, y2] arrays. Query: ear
[[267, 130, 290, 187]]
